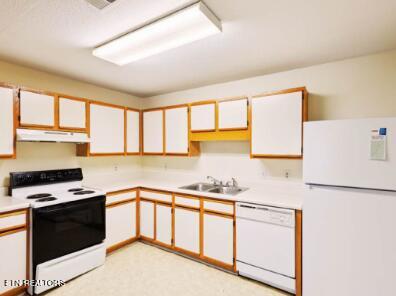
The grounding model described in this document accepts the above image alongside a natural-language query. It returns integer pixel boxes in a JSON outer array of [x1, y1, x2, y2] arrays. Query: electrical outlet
[[114, 165, 118, 172], [284, 169, 291, 179]]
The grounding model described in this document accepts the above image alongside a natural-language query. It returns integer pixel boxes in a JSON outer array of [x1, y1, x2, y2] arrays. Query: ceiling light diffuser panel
[[93, 2, 222, 65]]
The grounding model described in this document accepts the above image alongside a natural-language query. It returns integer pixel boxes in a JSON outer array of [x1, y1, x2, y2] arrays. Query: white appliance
[[303, 117, 396, 296], [10, 168, 106, 295], [17, 128, 90, 143], [236, 202, 296, 293]]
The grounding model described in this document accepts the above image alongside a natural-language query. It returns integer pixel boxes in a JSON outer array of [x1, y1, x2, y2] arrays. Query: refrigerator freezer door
[[303, 185, 396, 296], [303, 117, 396, 191]]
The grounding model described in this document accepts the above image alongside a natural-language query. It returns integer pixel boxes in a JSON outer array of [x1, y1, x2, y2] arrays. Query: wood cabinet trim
[[296, 210, 302, 296], [252, 86, 307, 99], [0, 209, 27, 219], [89, 100, 126, 110], [218, 97, 249, 132], [58, 96, 88, 132], [106, 237, 138, 254], [0, 85, 17, 159], [125, 109, 141, 155], [106, 198, 136, 208], [107, 188, 138, 196], [250, 87, 308, 159]]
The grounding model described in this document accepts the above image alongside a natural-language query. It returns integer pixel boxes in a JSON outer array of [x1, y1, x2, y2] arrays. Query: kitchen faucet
[[207, 176, 222, 186]]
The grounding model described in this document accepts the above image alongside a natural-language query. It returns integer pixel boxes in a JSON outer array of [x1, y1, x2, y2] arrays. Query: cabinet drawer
[[175, 195, 200, 208], [106, 190, 137, 205], [0, 211, 26, 232], [204, 200, 234, 215], [140, 190, 172, 203]]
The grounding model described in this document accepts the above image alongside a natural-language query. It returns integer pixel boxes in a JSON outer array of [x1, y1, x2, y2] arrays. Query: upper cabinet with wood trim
[[58, 97, 87, 131], [19, 90, 55, 128], [126, 109, 140, 155], [190, 102, 216, 132], [251, 88, 308, 158], [165, 106, 189, 155], [143, 109, 164, 155], [218, 98, 248, 131], [0, 86, 15, 158], [89, 102, 125, 155]]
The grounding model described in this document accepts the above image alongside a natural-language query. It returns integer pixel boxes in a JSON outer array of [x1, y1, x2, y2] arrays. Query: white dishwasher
[[236, 202, 296, 294]]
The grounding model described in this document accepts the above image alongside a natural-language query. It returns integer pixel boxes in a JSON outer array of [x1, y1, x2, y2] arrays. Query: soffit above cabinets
[[0, 0, 395, 97]]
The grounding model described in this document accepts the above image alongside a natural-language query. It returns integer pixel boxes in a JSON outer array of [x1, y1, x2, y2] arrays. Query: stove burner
[[27, 193, 52, 199], [68, 188, 84, 192], [36, 197, 57, 202], [73, 190, 95, 195]]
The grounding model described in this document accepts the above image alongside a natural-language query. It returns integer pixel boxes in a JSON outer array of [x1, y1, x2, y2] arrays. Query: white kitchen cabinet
[[218, 98, 248, 130], [251, 90, 305, 157], [106, 201, 136, 249], [174, 208, 200, 254], [20, 90, 55, 127], [190, 102, 216, 132], [165, 106, 188, 154], [0, 86, 15, 158], [0, 230, 26, 294], [59, 97, 86, 130], [140, 201, 154, 239], [143, 110, 163, 154], [126, 109, 140, 154], [203, 213, 234, 265], [89, 103, 125, 154], [155, 204, 172, 246]]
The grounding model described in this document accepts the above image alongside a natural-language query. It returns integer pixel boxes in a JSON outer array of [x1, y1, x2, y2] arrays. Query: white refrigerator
[[303, 117, 396, 296]]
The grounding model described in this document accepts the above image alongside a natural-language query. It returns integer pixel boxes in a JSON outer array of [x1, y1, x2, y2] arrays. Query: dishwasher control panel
[[236, 202, 295, 227]]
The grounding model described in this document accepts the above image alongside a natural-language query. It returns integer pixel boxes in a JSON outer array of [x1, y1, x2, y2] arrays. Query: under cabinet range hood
[[17, 129, 90, 143]]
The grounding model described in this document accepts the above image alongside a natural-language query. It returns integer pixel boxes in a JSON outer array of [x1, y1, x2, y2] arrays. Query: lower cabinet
[[174, 207, 200, 254], [106, 201, 136, 251], [140, 200, 154, 239], [155, 204, 172, 246], [0, 230, 27, 295], [203, 213, 234, 266]]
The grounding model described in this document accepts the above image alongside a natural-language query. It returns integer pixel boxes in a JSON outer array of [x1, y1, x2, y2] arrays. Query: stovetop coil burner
[[36, 197, 57, 202], [68, 188, 84, 192], [27, 193, 52, 199], [73, 190, 95, 195]]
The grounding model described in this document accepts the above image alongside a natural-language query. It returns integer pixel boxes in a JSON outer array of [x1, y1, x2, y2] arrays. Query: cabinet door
[[0, 87, 15, 157], [174, 208, 200, 254], [106, 201, 136, 249], [0, 230, 26, 294], [126, 109, 140, 154], [20, 90, 55, 127], [203, 213, 234, 265], [251, 91, 303, 157], [59, 97, 86, 130], [190, 102, 216, 132], [165, 106, 188, 154], [218, 98, 248, 130], [143, 110, 163, 154], [140, 201, 154, 239], [155, 204, 172, 246], [90, 103, 125, 154]]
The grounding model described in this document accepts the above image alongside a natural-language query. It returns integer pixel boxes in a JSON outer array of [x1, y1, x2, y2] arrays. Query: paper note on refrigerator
[[370, 128, 387, 160]]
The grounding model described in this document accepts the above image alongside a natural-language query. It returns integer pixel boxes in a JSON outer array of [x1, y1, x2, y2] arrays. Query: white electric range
[[9, 168, 106, 295]]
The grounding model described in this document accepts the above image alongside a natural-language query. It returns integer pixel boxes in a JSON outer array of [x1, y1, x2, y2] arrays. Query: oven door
[[32, 196, 105, 267]]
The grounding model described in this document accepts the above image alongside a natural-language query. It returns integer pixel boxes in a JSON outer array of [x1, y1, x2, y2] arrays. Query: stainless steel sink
[[179, 182, 216, 192], [179, 182, 248, 196], [207, 186, 247, 195]]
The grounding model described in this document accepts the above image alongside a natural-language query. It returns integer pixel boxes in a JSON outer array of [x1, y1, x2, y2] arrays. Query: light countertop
[[0, 193, 30, 214], [85, 173, 304, 210]]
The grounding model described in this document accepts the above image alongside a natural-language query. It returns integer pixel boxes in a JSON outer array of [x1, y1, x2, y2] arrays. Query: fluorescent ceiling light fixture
[[93, 1, 222, 65]]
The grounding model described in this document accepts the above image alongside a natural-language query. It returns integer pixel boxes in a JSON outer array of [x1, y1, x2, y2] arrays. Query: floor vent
[[86, 0, 117, 10]]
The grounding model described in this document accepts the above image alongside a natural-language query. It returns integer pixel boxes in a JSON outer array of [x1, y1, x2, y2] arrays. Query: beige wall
[[141, 50, 396, 181], [1, 50, 396, 187], [0, 60, 142, 187]]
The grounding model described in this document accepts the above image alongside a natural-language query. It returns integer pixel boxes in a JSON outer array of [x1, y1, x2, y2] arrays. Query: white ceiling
[[0, 0, 395, 97]]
